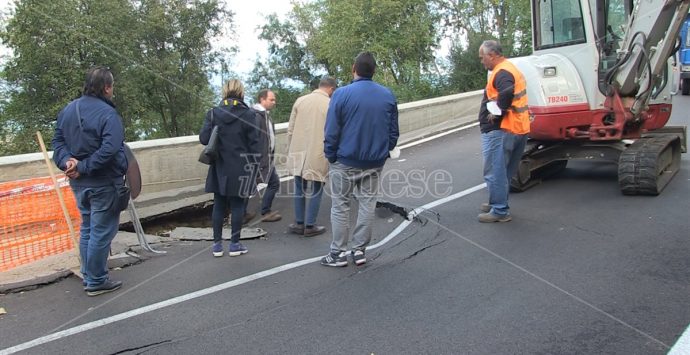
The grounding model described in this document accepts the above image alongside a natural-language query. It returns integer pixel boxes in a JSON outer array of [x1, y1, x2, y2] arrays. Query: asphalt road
[[1, 95, 689, 354]]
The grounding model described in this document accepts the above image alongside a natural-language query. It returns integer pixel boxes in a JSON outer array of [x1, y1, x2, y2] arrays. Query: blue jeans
[[293, 176, 324, 226], [71, 185, 121, 288], [503, 131, 528, 197], [261, 168, 280, 215], [481, 129, 527, 216], [212, 194, 245, 244]]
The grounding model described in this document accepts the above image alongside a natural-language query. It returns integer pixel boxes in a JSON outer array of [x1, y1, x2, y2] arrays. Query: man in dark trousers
[[477, 40, 530, 223], [321, 52, 399, 267], [253, 89, 282, 222], [52, 66, 127, 296]]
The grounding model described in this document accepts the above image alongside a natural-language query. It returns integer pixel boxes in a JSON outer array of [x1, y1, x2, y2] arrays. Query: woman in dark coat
[[199, 79, 261, 257]]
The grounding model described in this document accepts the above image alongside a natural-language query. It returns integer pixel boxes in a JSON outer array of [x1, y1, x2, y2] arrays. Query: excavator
[[510, 0, 688, 195]]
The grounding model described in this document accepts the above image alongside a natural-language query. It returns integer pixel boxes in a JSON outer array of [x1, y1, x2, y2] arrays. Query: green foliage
[[0, 0, 232, 155], [246, 58, 309, 124], [434, 0, 533, 92], [248, 0, 441, 106], [447, 35, 490, 93], [311, 0, 440, 88], [434, 0, 532, 56], [0, 0, 538, 156], [247, 0, 533, 105]]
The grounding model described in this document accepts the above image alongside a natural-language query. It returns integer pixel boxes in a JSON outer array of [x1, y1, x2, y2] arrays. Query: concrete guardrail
[[0, 90, 483, 194]]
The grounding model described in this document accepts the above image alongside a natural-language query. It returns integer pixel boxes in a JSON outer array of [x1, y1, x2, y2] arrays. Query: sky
[[0, 0, 295, 77], [226, 0, 295, 76]]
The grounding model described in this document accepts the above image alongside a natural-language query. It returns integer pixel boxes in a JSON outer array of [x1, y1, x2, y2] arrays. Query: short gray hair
[[481, 40, 503, 56], [319, 76, 337, 88]]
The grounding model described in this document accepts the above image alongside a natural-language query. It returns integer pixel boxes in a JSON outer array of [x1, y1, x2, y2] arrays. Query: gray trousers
[[328, 161, 382, 253]]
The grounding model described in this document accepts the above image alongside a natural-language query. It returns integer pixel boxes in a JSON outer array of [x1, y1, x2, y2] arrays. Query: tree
[[309, 0, 441, 101], [244, 13, 315, 123], [248, 0, 442, 105], [0, 0, 135, 155], [434, 0, 532, 92], [245, 58, 308, 124], [435, 0, 531, 56], [0, 0, 232, 155], [131, 0, 232, 138]]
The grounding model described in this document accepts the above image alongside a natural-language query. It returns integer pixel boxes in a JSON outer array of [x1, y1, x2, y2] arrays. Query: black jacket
[[479, 69, 516, 133], [200, 98, 261, 197], [254, 108, 275, 183]]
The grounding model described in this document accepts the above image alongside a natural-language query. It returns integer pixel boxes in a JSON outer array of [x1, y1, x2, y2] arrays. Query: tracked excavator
[[510, 0, 688, 195]]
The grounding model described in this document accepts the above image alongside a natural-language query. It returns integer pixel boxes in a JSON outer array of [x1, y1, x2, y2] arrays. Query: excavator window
[[605, 0, 627, 42], [534, 0, 587, 49], [597, 0, 630, 94]]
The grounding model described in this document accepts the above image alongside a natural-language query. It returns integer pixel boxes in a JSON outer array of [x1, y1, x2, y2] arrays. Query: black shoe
[[288, 223, 305, 235], [304, 225, 326, 237], [85, 280, 123, 297], [320, 252, 348, 267], [351, 250, 366, 265]]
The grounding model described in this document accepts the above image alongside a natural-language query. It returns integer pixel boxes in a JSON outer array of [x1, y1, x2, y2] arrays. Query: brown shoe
[[242, 211, 256, 225], [261, 211, 282, 222], [480, 203, 490, 213], [288, 223, 305, 235], [477, 212, 512, 223], [304, 225, 326, 237]]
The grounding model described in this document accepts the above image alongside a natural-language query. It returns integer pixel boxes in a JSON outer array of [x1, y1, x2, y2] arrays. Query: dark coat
[[255, 108, 275, 183], [52, 95, 127, 187], [200, 98, 261, 197]]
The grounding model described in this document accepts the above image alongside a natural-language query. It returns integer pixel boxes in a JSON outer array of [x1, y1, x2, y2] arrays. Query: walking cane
[[36, 131, 83, 279]]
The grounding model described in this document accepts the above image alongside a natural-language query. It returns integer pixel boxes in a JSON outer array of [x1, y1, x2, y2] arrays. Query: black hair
[[82, 66, 114, 98], [354, 52, 376, 78]]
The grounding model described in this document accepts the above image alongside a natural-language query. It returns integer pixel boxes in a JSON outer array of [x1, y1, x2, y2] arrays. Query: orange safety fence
[[0, 176, 80, 271]]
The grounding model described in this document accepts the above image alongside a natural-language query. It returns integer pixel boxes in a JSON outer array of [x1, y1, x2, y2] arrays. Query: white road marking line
[[669, 324, 690, 355], [0, 187, 486, 354], [275, 120, 477, 185], [369, 183, 486, 250], [1, 121, 485, 354], [398, 122, 479, 150]]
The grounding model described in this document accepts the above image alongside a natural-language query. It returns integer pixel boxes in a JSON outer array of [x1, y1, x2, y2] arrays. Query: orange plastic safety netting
[[0, 176, 80, 271]]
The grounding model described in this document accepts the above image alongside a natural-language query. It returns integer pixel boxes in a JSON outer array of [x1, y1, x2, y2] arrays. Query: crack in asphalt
[[109, 339, 173, 355], [573, 225, 615, 238], [402, 239, 449, 261]]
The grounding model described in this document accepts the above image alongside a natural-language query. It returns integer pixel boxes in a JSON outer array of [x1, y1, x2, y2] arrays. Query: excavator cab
[[508, 0, 688, 195]]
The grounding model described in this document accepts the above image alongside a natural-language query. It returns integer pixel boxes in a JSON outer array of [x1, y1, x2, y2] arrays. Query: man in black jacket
[[53, 66, 127, 296], [252, 89, 282, 222]]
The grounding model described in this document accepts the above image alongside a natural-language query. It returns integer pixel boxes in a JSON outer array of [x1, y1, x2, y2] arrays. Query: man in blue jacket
[[321, 52, 399, 267], [52, 66, 127, 296]]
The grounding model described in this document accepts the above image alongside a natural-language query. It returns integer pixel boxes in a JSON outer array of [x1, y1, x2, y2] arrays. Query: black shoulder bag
[[199, 110, 219, 165]]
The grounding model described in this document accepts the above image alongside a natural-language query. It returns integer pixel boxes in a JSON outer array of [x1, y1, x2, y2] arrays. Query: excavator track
[[618, 135, 682, 195]]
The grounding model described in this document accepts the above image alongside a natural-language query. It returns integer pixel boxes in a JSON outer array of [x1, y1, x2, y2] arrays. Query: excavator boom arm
[[614, 0, 690, 101]]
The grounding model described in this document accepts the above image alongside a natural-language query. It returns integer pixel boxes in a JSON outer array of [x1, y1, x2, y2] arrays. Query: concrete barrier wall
[[0, 90, 482, 193]]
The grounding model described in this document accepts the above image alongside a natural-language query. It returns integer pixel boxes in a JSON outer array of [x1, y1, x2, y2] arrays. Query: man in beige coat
[[286, 77, 337, 237]]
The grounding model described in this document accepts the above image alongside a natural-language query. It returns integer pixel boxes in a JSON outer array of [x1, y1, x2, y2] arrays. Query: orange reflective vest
[[486, 59, 530, 135]]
